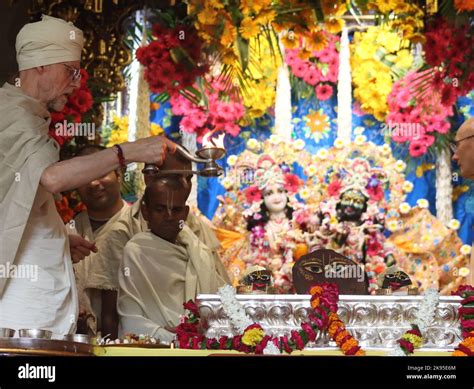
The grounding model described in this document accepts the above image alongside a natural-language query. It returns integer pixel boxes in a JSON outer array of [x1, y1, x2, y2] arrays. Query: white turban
[[16, 14, 84, 71]]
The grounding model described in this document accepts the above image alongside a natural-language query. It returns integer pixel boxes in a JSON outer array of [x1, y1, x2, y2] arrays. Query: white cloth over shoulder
[[118, 226, 228, 342]]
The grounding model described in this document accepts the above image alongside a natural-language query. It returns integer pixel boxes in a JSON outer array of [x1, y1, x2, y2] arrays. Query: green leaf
[[236, 34, 250, 73]]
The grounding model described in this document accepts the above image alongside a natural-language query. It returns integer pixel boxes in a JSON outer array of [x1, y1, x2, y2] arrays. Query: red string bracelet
[[113, 144, 126, 173]]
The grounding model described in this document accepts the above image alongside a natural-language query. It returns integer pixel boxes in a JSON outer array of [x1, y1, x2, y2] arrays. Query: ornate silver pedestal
[[197, 294, 462, 351]]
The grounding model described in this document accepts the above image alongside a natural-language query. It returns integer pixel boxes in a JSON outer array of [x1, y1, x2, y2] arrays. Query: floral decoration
[[176, 283, 364, 356], [452, 285, 474, 356], [351, 26, 414, 121], [390, 288, 439, 356]]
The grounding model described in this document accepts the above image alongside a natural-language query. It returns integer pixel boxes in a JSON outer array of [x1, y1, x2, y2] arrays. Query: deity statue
[[299, 157, 402, 294], [213, 138, 312, 294]]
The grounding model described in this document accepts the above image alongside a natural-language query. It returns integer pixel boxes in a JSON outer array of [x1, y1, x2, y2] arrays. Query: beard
[[47, 95, 68, 112]]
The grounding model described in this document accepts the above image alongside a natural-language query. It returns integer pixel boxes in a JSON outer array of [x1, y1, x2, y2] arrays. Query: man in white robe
[[452, 117, 474, 285], [118, 178, 228, 342], [93, 150, 229, 338], [0, 15, 177, 337], [71, 145, 130, 335]]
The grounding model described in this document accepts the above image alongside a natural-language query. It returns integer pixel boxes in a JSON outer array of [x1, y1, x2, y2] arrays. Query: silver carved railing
[[197, 294, 462, 350]]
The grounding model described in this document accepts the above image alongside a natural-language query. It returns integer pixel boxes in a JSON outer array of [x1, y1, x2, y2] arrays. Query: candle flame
[[202, 131, 225, 149]]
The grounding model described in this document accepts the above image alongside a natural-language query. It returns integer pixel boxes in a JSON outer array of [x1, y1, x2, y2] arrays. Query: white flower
[[227, 155, 238, 166], [354, 126, 365, 135], [395, 160, 407, 173], [299, 187, 310, 199], [354, 135, 367, 145], [380, 144, 391, 155], [317, 149, 328, 159], [386, 219, 400, 232], [447, 219, 460, 230], [459, 267, 471, 277], [306, 164, 318, 176], [293, 139, 306, 150], [460, 244, 472, 256], [399, 202, 411, 214], [263, 342, 281, 355], [334, 138, 345, 149], [269, 134, 282, 145], [246, 138, 260, 151], [417, 199, 429, 209], [402, 181, 414, 193], [220, 176, 233, 190]]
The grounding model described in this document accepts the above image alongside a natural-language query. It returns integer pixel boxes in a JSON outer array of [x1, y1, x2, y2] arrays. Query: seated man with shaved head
[[92, 149, 229, 338], [117, 176, 229, 342]]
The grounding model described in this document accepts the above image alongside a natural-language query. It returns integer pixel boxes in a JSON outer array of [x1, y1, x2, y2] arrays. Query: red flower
[[280, 336, 293, 354], [284, 174, 301, 194], [290, 330, 306, 350], [440, 84, 457, 107], [245, 185, 262, 203], [183, 300, 200, 316], [399, 339, 414, 354], [367, 185, 384, 201], [328, 180, 342, 197], [219, 336, 230, 349], [69, 89, 93, 114], [301, 322, 317, 342], [408, 140, 428, 158], [315, 84, 333, 101]]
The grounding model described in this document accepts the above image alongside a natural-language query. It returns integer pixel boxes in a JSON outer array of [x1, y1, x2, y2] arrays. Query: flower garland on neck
[[390, 289, 439, 356], [452, 285, 474, 356], [176, 283, 364, 355]]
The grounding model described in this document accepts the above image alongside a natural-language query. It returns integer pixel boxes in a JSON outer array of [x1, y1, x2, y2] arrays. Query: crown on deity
[[244, 155, 302, 205], [328, 158, 388, 202]]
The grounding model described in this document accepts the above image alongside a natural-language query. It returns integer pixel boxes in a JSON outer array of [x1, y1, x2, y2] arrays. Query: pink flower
[[328, 180, 342, 197], [179, 115, 200, 133], [224, 123, 241, 137], [303, 67, 321, 86], [284, 174, 301, 194], [292, 62, 310, 78], [245, 185, 262, 203], [315, 84, 333, 101], [408, 140, 428, 158], [399, 339, 414, 354], [216, 102, 235, 121], [367, 185, 384, 202]]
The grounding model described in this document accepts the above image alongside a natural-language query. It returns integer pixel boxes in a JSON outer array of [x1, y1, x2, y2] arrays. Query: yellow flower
[[255, 9, 276, 25], [220, 20, 237, 46], [394, 160, 406, 172], [294, 139, 306, 150], [220, 176, 233, 190], [281, 33, 299, 49], [246, 138, 261, 151], [386, 219, 400, 232], [401, 333, 423, 348], [317, 149, 328, 159], [305, 30, 328, 51], [227, 155, 238, 166], [334, 138, 345, 149], [354, 135, 367, 145], [307, 164, 318, 176], [459, 267, 471, 277], [149, 123, 164, 136], [325, 18, 344, 34], [242, 326, 265, 346], [239, 18, 261, 40], [197, 7, 218, 25]]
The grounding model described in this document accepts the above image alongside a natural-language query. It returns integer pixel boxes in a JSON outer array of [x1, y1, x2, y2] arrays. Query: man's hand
[[69, 234, 98, 263], [121, 136, 177, 166]]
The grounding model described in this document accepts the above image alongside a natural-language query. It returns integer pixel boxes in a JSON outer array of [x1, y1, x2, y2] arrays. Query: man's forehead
[[456, 118, 474, 140]]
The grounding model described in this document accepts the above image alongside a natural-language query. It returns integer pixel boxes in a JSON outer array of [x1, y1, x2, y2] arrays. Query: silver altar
[[197, 294, 462, 351]]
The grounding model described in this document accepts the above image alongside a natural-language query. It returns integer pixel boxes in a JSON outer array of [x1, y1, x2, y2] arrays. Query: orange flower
[[454, 0, 474, 11], [309, 285, 323, 295], [355, 349, 366, 356], [305, 30, 328, 51], [334, 330, 350, 344], [341, 338, 358, 353], [311, 296, 320, 309]]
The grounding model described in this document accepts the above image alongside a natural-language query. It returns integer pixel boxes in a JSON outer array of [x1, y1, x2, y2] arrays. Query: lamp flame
[[202, 131, 225, 149]]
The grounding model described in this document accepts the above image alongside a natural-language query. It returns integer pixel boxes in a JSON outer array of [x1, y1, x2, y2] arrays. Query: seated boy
[[117, 176, 229, 342]]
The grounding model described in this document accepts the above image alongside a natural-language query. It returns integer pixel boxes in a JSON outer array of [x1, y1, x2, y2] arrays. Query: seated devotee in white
[[118, 177, 229, 343]]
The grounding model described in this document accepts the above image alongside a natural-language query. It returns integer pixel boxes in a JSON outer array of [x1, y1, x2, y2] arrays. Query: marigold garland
[[452, 285, 474, 356], [176, 283, 364, 355]]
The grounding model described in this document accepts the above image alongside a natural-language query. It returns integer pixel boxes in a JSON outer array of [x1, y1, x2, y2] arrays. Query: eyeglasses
[[62, 64, 81, 81], [449, 135, 474, 154]]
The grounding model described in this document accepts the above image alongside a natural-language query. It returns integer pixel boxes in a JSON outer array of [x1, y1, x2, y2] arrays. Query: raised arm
[[40, 136, 176, 193]]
